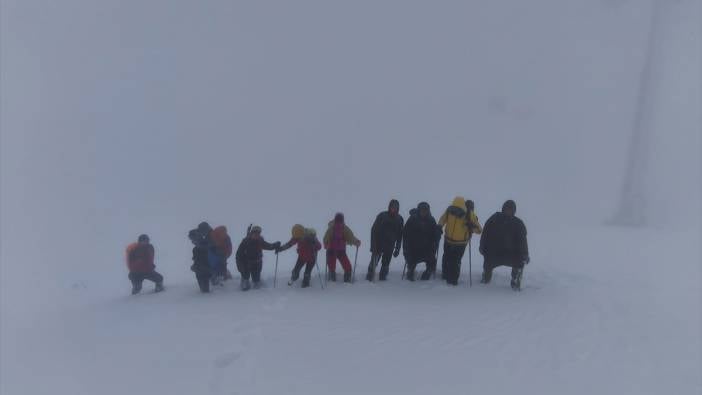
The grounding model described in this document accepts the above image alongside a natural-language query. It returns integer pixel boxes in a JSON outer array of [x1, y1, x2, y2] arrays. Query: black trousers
[[406, 255, 437, 276], [483, 257, 524, 278], [367, 248, 393, 275], [442, 243, 467, 284], [195, 273, 211, 293], [237, 259, 263, 282], [129, 271, 163, 287], [292, 258, 315, 279]]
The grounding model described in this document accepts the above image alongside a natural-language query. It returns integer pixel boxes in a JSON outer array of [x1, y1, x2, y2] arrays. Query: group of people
[[124, 198, 530, 295]]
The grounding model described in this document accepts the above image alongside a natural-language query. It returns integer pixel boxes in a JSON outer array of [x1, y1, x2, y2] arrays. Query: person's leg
[[481, 257, 497, 283], [291, 258, 304, 281], [446, 244, 466, 285], [366, 253, 379, 281], [511, 262, 524, 289], [326, 250, 337, 281], [144, 271, 164, 291], [128, 272, 144, 294], [421, 256, 437, 280], [378, 250, 392, 281], [302, 261, 314, 287], [196, 274, 210, 293], [251, 261, 263, 284], [441, 241, 449, 279], [338, 251, 352, 282], [406, 259, 417, 281]]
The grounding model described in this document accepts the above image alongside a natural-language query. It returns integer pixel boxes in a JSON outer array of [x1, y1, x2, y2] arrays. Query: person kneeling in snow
[[277, 225, 322, 288], [235, 225, 281, 291], [189, 229, 212, 293], [479, 200, 529, 290], [125, 234, 164, 295], [323, 213, 361, 283]]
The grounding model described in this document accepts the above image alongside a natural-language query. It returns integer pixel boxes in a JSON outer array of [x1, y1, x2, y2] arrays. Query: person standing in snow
[[366, 199, 404, 281], [277, 225, 322, 288], [189, 229, 212, 293], [479, 200, 529, 290], [402, 202, 441, 281], [235, 225, 281, 291], [438, 197, 482, 285], [125, 234, 164, 295], [196, 221, 225, 286], [211, 225, 233, 281], [323, 213, 361, 283]]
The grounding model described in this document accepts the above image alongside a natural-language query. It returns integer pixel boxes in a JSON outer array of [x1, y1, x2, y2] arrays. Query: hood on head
[[334, 212, 344, 223], [388, 199, 400, 211], [292, 224, 305, 239], [451, 196, 466, 208]]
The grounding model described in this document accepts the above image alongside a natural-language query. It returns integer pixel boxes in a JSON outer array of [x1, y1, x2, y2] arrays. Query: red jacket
[[126, 243, 155, 273], [281, 237, 321, 262]]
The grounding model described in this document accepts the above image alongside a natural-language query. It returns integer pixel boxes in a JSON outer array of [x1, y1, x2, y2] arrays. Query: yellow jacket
[[438, 197, 483, 246]]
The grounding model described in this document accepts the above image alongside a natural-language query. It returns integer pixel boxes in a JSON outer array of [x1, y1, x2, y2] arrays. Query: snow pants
[[442, 243, 467, 285], [129, 271, 163, 288], [367, 247, 393, 277], [292, 258, 315, 280], [237, 259, 263, 282], [483, 257, 524, 280], [406, 254, 437, 280], [326, 250, 352, 273]]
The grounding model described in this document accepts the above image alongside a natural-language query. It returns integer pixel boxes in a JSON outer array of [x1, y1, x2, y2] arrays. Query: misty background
[[1, 0, 700, 314]]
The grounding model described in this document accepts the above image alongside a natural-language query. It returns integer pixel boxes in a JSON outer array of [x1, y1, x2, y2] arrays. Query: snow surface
[[1, 0, 701, 394]]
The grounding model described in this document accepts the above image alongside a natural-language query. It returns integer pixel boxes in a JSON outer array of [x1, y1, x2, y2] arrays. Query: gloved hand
[[393, 247, 400, 258], [273, 241, 282, 250], [354, 240, 362, 247]]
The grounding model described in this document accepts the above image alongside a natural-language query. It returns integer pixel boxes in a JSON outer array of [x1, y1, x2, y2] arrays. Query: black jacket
[[479, 212, 529, 265], [370, 211, 404, 253], [191, 245, 211, 275], [402, 212, 440, 260], [236, 237, 277, 263]]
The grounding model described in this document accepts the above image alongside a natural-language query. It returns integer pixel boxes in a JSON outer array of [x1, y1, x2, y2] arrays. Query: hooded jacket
[[236, 236, 278, 264], [479, 212, 529, 265], [370, 202, 404, 253], [323, 219, 359, 251], [438, 197, 482, 246], [402, 205, 441, 259]]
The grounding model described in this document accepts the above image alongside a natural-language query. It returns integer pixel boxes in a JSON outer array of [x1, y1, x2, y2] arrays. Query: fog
[[1, 0, 700, 307]]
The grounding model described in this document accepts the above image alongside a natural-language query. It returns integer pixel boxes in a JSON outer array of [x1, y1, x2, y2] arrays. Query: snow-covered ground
[[2, 226, 699, 395]]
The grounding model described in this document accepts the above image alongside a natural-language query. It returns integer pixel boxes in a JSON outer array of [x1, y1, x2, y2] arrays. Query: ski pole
[[274, 252, 279, 288], [351, 246, 359, 283], [315, 257, 325, 290], [468, 241, 472, 288]]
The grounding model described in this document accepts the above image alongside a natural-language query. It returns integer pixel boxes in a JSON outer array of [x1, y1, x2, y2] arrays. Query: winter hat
[[249, 225, 262, 234], [292, 224, 305, 239], [197, 222, 212, 233], [138, 234, 150, 243], [502, 200, 517, 214], [388, 199, 400, 211], [417, 202, 430, 212], [334, 213, 344, 223]]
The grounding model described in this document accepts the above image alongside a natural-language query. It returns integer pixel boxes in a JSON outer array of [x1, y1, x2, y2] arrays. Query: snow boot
[[241, 278, 251, 291], [301, 275, 311, 288], [329, 272, 337, 282], [480, 270, 492, 284], [420, 270, 432, 281], [366, 270, 375, 282], [253, 280, 262, 289], [131, 283, 142, 295], [154, 282, 164, 293], [343, 272, 352, 283]]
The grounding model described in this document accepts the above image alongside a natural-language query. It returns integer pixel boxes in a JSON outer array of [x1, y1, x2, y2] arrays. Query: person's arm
[[344, 226, 361, 246], [147, 244, 155, 267], [235, 240, 246, 263], [323, 227, 331, 248], [470, 212, 482, 235], [479, 216, 492, 255], [394, 216, 404, 255], [261, 238, 281, 251], [370, 214, 381, 252], [438, 210, 448, 227], [518, 220, 529, 263], [277, 238, 296, 253]]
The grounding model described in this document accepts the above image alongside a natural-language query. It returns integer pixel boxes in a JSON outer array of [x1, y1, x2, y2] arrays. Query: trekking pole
[[315, 258, 325, 290], [351, 246, 359, 283], [274, 252, 279, 288], [468, 241, 472, 288]]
